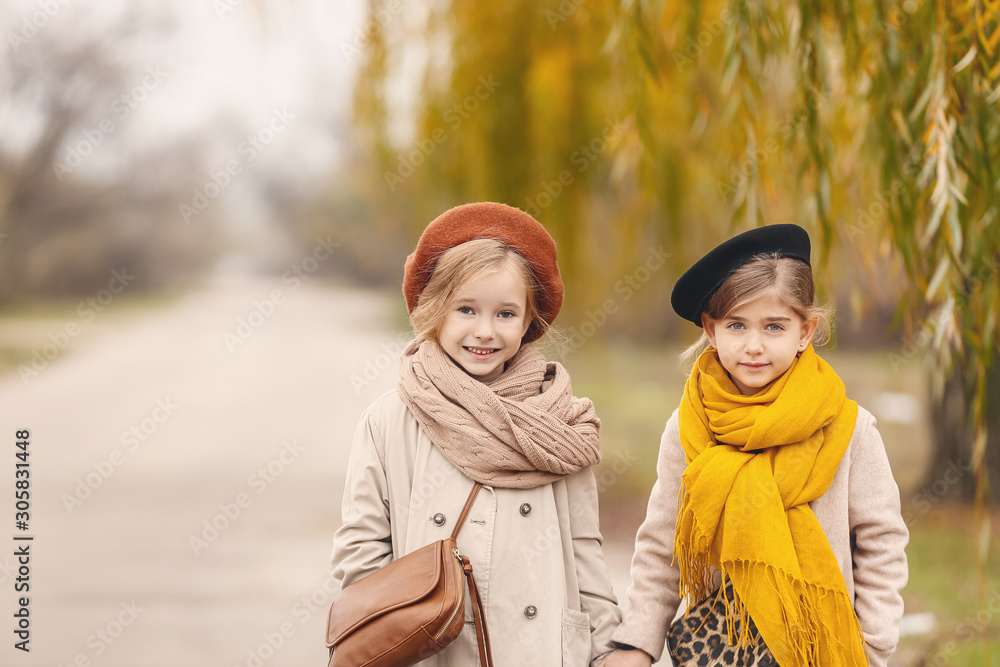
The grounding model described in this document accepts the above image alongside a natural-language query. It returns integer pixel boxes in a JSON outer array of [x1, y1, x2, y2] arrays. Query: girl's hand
[[598, 648, 653, 667]]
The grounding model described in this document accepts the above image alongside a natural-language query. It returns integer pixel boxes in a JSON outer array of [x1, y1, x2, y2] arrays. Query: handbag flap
[[326, 540, 445, 647]]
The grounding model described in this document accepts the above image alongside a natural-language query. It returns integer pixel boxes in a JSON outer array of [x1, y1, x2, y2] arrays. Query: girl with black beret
[[602, 225, 908, 667]]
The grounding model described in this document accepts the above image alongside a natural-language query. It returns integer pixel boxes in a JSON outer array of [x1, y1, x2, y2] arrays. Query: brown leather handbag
[[326, 483, 494, 667]]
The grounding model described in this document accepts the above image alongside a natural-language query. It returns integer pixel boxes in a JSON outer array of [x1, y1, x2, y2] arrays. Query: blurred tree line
[[0, 7, 220, 303], [314, 0, 998, 509]]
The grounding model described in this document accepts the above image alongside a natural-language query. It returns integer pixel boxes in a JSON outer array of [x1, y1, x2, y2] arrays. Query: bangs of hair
[[409, 238, 543, 344]]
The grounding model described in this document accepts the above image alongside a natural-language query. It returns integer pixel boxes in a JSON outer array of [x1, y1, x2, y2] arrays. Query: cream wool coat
[[611, 406, 909, 666], [331, 389, 622, 666]]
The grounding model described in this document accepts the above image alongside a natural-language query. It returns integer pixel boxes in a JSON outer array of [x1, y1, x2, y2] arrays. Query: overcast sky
[[3, 0, 372, 175]]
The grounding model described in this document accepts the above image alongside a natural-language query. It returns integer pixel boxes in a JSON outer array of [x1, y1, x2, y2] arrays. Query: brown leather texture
[[327, 537, 466, 667], [327, 483, 492, 667]]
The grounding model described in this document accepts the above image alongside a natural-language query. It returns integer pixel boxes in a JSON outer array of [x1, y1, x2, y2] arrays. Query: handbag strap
[[449, 482, 482, 540], [463, 557, 494, 667], [449, 482, 493, 667]]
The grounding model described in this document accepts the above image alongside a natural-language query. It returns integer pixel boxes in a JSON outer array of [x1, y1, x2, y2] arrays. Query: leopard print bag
[[666, 583, 776, 666]]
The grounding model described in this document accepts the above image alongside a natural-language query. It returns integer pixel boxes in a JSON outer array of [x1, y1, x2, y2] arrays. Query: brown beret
[[403, 202, 563, 343]]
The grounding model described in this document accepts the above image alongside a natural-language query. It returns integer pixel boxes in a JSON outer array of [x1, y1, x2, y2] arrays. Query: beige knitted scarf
[[397, 339, 601, 488]]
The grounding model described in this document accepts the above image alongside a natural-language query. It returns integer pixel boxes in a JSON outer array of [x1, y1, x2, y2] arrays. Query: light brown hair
[[409, 238, 545, 344], [681, 253, 832, 365]]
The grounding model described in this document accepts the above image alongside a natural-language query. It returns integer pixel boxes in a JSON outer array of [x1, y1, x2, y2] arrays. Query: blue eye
[[727, 322, 745, 330], [498, 311, 515, 319], [766, 323, 784, 331], [458, 306, 473, 314]]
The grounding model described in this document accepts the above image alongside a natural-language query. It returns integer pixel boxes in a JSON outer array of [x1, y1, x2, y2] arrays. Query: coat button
[[523, 605, 537, 619], [432, 513, 446, 527], [519, 503, 532, 516]]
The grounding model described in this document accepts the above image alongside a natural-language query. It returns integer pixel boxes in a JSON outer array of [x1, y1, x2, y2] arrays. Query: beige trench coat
[[611, 406, 909, 666], [331, 389, 622, 666]]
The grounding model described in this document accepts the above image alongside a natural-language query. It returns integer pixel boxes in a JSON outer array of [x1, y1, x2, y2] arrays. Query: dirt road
[[0, 277, 425, 667]]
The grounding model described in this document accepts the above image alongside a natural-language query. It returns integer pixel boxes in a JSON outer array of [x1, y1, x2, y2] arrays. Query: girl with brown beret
[[331, 202, 621, 665], [602, 225, 908, 667]]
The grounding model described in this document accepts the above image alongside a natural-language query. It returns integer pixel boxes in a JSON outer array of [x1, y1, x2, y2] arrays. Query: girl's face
[[437, 265, 531, 383], [701, 291, 817, 396]]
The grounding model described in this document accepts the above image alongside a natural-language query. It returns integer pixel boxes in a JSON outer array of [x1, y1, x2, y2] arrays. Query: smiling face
[[437, 264, 531, 383], [702, 291, 818, 396]]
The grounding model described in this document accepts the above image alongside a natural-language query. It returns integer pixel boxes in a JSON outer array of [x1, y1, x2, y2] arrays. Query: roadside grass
[[0, 290, 184, 377], [898, 506, 1000, 665], [566, 339, 996, 666]]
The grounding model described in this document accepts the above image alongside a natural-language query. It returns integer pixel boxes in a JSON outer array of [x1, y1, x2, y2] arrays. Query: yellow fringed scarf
[[676, 345, 869, 666]]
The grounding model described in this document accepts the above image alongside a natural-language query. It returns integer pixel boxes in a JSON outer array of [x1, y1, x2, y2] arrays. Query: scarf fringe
[[675, 497, 869, 666]]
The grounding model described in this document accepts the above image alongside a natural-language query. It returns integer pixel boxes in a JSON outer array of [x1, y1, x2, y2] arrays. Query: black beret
[[670, 224, 811, 326]]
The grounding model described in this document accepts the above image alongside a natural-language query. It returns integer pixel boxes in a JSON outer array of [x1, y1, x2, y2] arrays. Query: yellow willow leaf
[[988, 59, 1000, 81], [952, 44, 978, 74], [979, 14, 1000, 54], [977, 506, 991, 565], [972, 427, 988, 471], [932, 151, 949, 203], [948, 181, 970, 205], [932, 297, 955, 352], [946, 200, 963, 254], [985, 28, 1000, 55], [984, 305, 997, 351], [921, 188, 948, 248], [909, 82, 934, 122], [938, 107, 955, 140], [891, 108, 914, 146], [926, 256, 951, 301], [917, 154, 937, 189]]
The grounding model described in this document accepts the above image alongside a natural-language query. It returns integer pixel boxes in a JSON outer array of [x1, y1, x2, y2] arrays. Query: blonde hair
[[680, 253, 832, 366], [409, 238, 544, 344]]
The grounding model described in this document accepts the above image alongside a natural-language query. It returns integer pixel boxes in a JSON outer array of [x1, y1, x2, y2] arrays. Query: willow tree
[[615, 0, 999, 463], [349, 0, 998, 545], [347, 0, 680, 333]]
